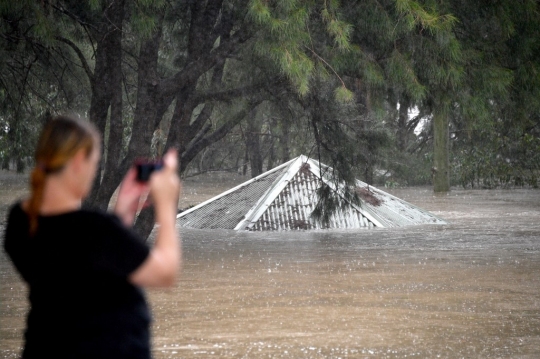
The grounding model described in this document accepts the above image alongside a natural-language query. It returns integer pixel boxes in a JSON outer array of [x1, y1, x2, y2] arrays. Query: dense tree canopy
[[1, 0, 539, 238]]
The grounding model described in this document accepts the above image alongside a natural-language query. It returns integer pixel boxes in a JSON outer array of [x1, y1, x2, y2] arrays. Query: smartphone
[[135, 158, 164, 182]]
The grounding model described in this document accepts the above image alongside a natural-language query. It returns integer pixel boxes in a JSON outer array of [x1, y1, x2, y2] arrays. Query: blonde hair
[[28, 115, 99, 236]]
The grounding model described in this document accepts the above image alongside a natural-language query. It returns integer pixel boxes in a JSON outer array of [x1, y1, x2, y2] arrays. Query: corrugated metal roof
[[177, 169, 283, 229], [177, 155, 447, 231]]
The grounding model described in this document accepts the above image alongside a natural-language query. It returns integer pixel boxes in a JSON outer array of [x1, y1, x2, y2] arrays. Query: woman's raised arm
[[128, 149, 182, 287]]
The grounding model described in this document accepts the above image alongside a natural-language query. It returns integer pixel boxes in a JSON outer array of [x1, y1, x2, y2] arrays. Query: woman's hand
[[114, 166, 150, 227], [115, 149, 180, 227], [149, 148, 181, 219]]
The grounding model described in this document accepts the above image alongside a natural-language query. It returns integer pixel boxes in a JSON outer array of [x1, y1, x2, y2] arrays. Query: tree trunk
[[133, 207, 156, 239], [86, 0, 126, 209], [246, 107, 263, 177], [242, 147, 248, 176], [87, 2, 248, 240], [16, 158, 25, 173], [92, 1, 126, 210], [131, 3, 249, 239], [433, 109, 450, 192], [165, 55, 227, 159], [397, 96, 410, 152], [280, 117, 290, 163], [266, 117, 277, 171], [354, 78, 374, 184]]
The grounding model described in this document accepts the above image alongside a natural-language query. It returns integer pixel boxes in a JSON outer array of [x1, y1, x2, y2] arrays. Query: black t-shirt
[[3, 203, 151, 359]]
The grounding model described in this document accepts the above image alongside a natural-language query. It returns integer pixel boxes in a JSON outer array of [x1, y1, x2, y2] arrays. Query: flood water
[[2, 171, 540, 358]]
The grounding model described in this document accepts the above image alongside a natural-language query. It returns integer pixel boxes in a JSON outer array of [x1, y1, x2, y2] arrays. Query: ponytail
[[28, 165, 47, 236]]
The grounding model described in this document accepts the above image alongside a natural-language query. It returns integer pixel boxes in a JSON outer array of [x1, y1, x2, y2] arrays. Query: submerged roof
[[177, 155, 447, 231]]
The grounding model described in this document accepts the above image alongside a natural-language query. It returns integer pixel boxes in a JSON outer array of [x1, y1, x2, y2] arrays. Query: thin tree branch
[[304, 45, 347, 88], [55, 36, 94, 83], [49, 2, 99, 31]]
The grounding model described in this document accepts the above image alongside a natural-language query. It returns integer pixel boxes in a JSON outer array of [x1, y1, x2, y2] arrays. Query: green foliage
[[395, 0, 457, 34], [0, 1, 95, 169], [249, 0, 314, 95], [326, 19, 352, 51], [333, 86, 353, 103], [386, 50, 427, 102], [0, 111, 43, 172], [130, 0, 165, 38], [311, 182, 360, 228], [88, 0, 102, 11], [1, 0, 539, 207], [452, 128, 540, 189], [249, 0, 353, 98], [376, 146, 434, 187]]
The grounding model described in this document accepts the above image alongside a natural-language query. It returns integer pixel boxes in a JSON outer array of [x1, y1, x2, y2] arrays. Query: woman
[[3, 115, 181, 359]]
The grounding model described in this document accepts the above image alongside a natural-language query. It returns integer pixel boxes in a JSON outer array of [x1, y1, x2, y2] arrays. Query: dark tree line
[[1, 0, 539, 238]]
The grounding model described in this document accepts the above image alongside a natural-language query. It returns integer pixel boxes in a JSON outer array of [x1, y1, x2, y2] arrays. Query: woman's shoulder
[[77, 208, 143, 239], [6, 202, 114, 221], [24, 206, 123, 234], [6, 201, 26, 221], [8, 200, 24, 212], [73, 207, 124, 226]]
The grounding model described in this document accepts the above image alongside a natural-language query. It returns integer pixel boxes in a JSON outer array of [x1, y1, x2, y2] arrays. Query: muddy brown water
[[1, 170, 540, 358]]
